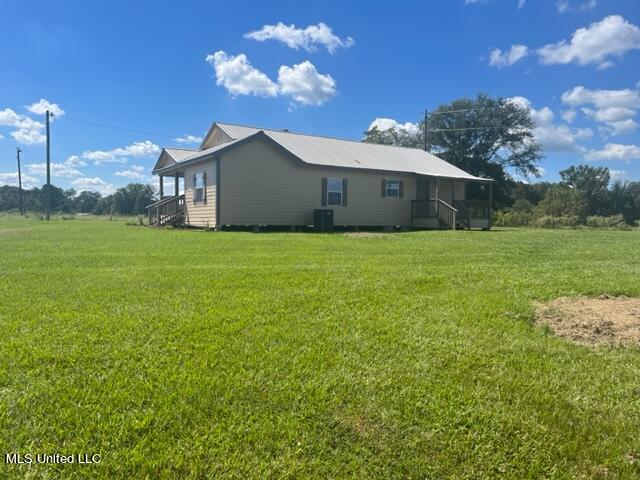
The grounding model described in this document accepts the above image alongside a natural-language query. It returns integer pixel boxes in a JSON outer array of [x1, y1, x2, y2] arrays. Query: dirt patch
[[342, 232, 389, 238], [536, 295, 640, 346]]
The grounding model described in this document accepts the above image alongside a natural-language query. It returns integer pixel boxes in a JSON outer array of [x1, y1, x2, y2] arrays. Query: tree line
[[0, 183, 156, 215]]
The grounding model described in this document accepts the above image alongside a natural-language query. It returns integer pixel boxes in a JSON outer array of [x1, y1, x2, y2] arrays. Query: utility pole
[[16, 147, 23, 215], [46, 110, 51, 220], [423, 109, 429, 152]]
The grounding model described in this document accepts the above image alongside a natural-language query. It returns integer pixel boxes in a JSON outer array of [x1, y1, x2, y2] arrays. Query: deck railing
[[146, 194, 185, 226]]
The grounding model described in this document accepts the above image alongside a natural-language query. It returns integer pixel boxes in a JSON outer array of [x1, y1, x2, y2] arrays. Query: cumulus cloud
[[114, 165, 146, 180], [206, 51, 278, 97], [25, 98, 65, 117], [610, 169, 627, 182], [244, 22, 354, 54], [585, 143, 640, 162], [277, 61, 336, 106], [489, 44, 529, 68], [509, 96, 591, 153], [25, 162, 82, 178], [82, 140, 160, 165], [0, 171, 41, 189], [0, 107, 46, 145], [71, 177, 115, 195], [537, 16, 640, 69], [561, 85, 640, 135], [175, 134, 203, 145], [557, 0, 596, 14], [367, 118, 419, 135], [205, 51, 337, 107]]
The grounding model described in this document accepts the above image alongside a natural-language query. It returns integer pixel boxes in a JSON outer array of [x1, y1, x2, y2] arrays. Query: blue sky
[[1, 0, 639, 194]]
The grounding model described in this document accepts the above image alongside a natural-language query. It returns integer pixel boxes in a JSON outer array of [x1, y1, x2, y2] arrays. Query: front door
[[416, 177, 429, 200]]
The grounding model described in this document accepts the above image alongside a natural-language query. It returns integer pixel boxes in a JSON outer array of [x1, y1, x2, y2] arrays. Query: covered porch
[[411, 176, 493, 230], [146, 171, 186, 226]]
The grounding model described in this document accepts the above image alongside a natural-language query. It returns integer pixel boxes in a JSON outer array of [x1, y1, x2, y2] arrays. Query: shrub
[[533, 216, 581, 229], [494, 210, 533, 227], [585, 215, 630, 230]]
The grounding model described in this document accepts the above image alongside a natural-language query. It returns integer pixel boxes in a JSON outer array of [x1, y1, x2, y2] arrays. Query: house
[[148, 122, 493, 230]]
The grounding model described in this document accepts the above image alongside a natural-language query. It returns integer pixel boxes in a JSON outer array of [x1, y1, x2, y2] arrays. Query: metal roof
[[215, 123, 487, 181], [156, 122, 489, 181], [163, 148, 199, 162]]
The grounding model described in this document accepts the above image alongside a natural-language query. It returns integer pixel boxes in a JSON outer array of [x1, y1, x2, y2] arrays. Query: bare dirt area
[[536, 295, 640, 346]]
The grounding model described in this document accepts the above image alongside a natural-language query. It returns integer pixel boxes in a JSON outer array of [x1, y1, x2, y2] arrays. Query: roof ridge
[[164, 147, 200, 152], [216, 121, 427, 153]]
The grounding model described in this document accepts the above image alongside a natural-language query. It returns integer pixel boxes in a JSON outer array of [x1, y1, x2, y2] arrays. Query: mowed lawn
[[1, 217, 640, 479]]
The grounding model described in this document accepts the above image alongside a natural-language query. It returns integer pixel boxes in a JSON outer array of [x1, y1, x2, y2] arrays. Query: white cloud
[[561, 85, 640, 135], [277, 61, 337, 106], [518, 0, 526, 8], [0, 171, 41, 189], [83, 140, 160, 165], [114, 165, 146, 180], [25, 98, 65, 117], [368, 118, 419, 135], [65, 155, 87, 167], [0, 134, 4, 140], [610, 169, 627, 181], [205, 51, 278, 97], [557, 0, 596, 14], [561, 110, 577, 123], [0, 107, 46, 145], [25, 162, 82, 178], [205, 51, 337, 107], [175, 134, 203, 145], [489, 45, 529, 68], [585, 144, 640, 162], [71, 177, 115, 195], [509, 96, 591, 153], [244, 22, 354, 54], [537, 16, 640, 69]]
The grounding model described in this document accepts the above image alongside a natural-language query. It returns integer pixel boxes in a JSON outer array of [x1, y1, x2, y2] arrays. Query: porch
[[411, 177, 493, 230], [146, 172, 185, 226]]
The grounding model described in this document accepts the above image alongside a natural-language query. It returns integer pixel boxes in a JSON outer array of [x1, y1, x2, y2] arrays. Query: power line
[[427, 126, 513, 132], [63, 116, 178, 139]]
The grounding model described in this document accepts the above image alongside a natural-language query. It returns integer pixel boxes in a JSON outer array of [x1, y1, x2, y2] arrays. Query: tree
[[609, 181, 640, 225], [559, 165, 610, 216], [363, 94, 543, 206], [74, 191, 102, 213], [111, 183, 156, 214], [536, 185, 588, 219]]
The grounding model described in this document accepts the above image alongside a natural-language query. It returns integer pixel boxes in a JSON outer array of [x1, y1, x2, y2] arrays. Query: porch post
[[488, 181, 493, 228], [174, 172, 179, 197], [159, 176, 164, 198], [435, 178, 440, 217]]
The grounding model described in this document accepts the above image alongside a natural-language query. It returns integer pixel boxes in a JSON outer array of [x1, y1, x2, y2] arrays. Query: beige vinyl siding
[[183, 160, 217, 227], [219, 138, 418, 227]]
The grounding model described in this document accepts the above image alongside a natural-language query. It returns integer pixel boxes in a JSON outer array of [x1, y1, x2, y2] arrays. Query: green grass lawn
[[1, 216, 639, 479]]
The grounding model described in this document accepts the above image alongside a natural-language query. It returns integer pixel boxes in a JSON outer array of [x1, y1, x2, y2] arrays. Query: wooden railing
[[411, 199, 437, 219], [146, 194, 185, 226], [433, 198, 458, 230]]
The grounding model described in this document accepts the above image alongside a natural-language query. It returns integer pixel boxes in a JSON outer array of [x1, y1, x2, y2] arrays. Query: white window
[[327, 178, 343, 205], [386, 180, 400, 198], [194, 172, 205, 202]]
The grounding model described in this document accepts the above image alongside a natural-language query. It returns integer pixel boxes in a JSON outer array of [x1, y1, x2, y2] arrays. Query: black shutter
[[399, 180, 404, 198], [342, 179, 348, 207], [193, 174, 197, 203], [203, 171, 207, 203], [321, 177, 327, 206], [381, 179, 386, 197]]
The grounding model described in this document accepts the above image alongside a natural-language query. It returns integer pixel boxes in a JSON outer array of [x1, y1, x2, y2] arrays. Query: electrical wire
[[62, 116, 178, 139]]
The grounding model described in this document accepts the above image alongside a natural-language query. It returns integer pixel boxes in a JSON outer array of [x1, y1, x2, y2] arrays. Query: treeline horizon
[[0, 183, 155, 215]]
